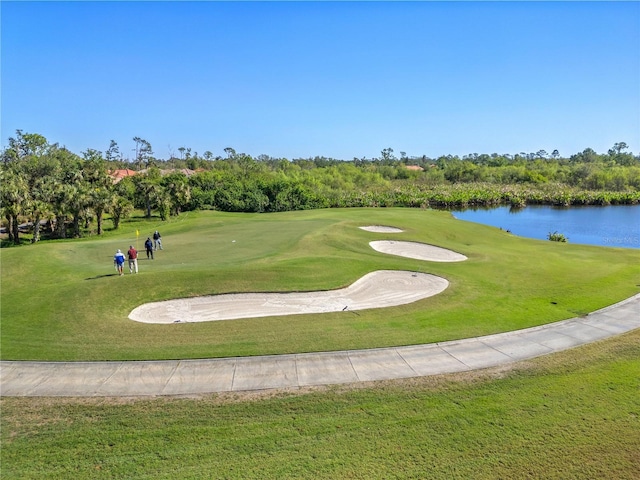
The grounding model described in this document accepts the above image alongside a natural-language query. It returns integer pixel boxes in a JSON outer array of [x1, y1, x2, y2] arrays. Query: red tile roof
[[108, 169, 138, 183]]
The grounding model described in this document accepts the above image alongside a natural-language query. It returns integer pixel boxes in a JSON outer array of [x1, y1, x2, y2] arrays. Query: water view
[[451, 205, 640, 249]]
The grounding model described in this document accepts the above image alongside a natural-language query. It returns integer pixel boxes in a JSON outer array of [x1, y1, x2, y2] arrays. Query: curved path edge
[[2, 293, 638, 397]]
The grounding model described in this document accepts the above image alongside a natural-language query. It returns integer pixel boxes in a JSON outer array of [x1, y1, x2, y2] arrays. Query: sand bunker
[[369, 241, 467, 262], [359, 225, 404, 233], [129, 271, 448, 324]]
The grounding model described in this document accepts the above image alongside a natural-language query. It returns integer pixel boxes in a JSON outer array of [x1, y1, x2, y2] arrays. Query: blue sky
[[2, 1, 639, 160]]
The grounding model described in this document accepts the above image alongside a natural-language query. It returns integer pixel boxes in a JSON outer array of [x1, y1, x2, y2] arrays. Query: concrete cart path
[[1, 294, 638, 397]]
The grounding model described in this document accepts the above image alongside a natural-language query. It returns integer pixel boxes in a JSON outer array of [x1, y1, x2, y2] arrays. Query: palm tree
[[26, 178, 54, 243], [28, 197, 52, 243], [134, 168, 162, 218], [162, 173, 191, 216], [89, 186, 115, 235], [69, 185, 92, 238], [50, 182, 73, 239], [0, 165, 29, 244]]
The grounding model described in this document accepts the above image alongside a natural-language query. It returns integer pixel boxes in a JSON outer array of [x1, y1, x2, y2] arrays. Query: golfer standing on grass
[[127, 245, 138, 274], [113, 249, 126, 276], [153, 230, 163, 250], [145, 237, 154, 259]]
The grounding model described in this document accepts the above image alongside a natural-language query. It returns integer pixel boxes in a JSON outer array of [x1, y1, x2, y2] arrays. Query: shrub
[[548, 231, 568, 243]]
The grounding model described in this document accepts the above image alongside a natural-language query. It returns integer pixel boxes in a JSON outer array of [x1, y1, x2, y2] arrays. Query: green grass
[[2, 208, 639, 361], [2, 207, 639, 478], [2, 330, 639, 479]]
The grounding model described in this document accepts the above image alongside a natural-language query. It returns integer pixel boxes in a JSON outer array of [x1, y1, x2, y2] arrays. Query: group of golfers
[[113, 230, 162, 276]]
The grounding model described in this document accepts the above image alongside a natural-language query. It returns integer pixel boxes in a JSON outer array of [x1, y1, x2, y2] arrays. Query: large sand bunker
[[370, 241, 468, 262], [129, 270, 448, 324]]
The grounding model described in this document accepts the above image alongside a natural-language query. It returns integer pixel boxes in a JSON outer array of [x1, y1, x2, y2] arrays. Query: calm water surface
[[451, 205, 640, 249]]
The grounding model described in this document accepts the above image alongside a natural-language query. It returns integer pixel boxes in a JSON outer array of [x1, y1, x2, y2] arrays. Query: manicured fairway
[[1, 208, 639, 361]]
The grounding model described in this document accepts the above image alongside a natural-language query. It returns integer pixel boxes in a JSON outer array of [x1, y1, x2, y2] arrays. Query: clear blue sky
[[2, 1, 639, 160]]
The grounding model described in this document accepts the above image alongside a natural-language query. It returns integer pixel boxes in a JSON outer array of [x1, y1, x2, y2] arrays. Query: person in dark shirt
[[145, 237, 154, 260]]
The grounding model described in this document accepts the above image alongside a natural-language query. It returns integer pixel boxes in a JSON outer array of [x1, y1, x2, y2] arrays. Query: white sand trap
[[359, 225, 404, 233], [370, 240, 467, 262], [129, 270, 448, 324]]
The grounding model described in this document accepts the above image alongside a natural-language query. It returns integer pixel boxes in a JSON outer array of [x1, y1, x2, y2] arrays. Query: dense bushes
[[188, 174, 328, 213], [306, 183, 640, 210]]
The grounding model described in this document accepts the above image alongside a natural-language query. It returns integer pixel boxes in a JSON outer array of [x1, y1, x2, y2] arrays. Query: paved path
[[1, 294, 638, 397]]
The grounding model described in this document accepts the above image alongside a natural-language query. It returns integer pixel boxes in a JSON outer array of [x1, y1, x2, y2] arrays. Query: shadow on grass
[[85, 273, 122, 280], [0, 238, 31, 248]]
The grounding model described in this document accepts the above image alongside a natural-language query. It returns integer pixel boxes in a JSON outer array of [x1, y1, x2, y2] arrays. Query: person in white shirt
[[113, 249, 126, 276]]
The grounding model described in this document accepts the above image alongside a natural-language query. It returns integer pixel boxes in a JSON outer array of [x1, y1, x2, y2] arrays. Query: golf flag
[[136, 229, 139, 237]]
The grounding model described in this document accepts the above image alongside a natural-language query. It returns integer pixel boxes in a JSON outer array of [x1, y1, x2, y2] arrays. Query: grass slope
[[2, 330, 639, 479], [1, 208, 639, 361]]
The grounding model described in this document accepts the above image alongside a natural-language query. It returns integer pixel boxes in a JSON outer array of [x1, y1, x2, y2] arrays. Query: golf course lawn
[[2, 207, 639, 478], [1, 330, 638, 479], [1, 207, 639, 361]]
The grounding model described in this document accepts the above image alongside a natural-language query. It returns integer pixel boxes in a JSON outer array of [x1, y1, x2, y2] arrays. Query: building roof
[[108, 169, 138, 183], [108, 168, 198, 183]]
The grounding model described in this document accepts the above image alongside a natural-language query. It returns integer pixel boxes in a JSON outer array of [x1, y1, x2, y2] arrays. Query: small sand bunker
[[359, 225, 404, 233], [370, 240, 467, 262], [129, 270, 448, 324]]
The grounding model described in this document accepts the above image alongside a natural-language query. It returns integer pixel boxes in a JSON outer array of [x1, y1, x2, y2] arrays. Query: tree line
[[1, 130, 639, 245]]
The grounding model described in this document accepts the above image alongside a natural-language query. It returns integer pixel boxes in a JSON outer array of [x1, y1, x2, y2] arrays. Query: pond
[[451, 204, 640, 249]]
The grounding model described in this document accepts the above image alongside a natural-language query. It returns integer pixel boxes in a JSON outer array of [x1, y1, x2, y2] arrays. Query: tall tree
[[82, 149, 111, 187], [162, 172, 191, 216], [48, 146, 84, 238], [134, 167, 162, 218], [3, 130, 48, 163], [133, 137, 153, 169], [380, 147, 396, 165], [88, 186, 115, 235], [21, 155, 57, 242], [0, 164, 29, 243], [27, 183, 53, 243], [608, 142, 628, 156], [67, 183, 92, 238], [109, 196, 133, 230], [105, 140, 120, 161]]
